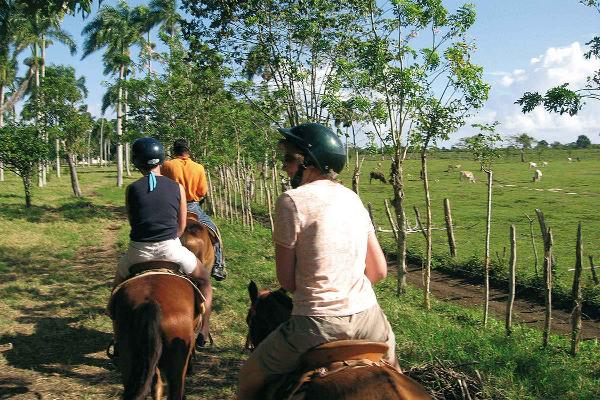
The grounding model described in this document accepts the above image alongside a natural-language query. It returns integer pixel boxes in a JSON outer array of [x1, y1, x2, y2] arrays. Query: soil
[[403, 264, 600, 340]]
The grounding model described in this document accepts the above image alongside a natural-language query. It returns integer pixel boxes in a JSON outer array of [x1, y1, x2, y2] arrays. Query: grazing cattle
[[446, 164, 462, 172], [459, 170, 476, 183], [370, 171, 388, 184], [533, 169, 542, 182], [542, 161, 549, 167], [567, 157, 573, 162], [528, 162, 537, 168]]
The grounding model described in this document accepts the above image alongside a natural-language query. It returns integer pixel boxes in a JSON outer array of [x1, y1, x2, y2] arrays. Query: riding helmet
[[278, 123, 346, 173], [132, 137, 164, 170]]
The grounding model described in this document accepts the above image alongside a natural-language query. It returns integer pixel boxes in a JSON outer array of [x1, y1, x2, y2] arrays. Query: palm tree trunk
[[0, 83, 4, 182], [116, 64, 124, 187], [66, 153, 82, 197], [34, 43, 45, 188], [99, 119, 104, 167], [55, 139, 61, 177], [124, 88, 131, 177]]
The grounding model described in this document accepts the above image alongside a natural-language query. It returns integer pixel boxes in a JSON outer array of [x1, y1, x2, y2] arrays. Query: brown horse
[[109, 212, 215, 400], [246, 281, 432, 400]]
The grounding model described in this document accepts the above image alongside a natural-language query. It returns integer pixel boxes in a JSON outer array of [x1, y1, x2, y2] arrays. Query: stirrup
[[211, 264, 227, 281]]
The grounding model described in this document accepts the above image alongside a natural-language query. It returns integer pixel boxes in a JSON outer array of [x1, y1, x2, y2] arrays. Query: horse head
[[181, 212, 215, 268], [246, 280, 293, 349]]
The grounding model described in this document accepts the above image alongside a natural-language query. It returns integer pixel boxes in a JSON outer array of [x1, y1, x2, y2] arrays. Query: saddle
[[264, 340, 392, 400], [108, 261, 206, 321]]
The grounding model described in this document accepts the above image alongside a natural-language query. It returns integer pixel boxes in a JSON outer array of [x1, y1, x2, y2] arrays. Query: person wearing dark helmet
[[112, 137, 210, 294], [237, 123, 398, 400]]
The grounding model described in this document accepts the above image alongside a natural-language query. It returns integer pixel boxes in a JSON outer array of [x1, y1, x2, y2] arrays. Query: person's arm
[[125, 186, 132, 224], [275, 243, 296, 292], [176, 183, 187, 237], [364, 232, 387, 284], [196, 164, 208, 199]]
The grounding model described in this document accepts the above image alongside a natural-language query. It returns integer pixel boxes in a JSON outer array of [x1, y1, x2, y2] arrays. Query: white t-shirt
[[273, 179, 378, 316]]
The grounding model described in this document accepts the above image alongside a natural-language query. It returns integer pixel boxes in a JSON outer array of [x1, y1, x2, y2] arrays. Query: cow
[[459, 170, 476, 183], [542, 161, 549, 167], [533, 169, 542, 182], [567, 157, 573, 162], [529, 162, 537, 168], [369, 171, 388, 184]]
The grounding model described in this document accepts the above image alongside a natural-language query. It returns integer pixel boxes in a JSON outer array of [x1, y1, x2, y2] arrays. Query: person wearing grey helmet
[[237, 123, 398, 399]]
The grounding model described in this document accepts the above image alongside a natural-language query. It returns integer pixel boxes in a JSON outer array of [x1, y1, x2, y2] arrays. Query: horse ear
[[187, 212, 199, 221], [248, 280, 259, 302]]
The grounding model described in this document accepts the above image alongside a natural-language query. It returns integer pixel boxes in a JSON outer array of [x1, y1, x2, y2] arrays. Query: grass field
[[349, 149, 600, 304], [0, 161, 599, 399]]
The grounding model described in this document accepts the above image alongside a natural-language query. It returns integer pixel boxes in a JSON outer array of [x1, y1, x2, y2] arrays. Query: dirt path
[[404, 265, 600, 340]]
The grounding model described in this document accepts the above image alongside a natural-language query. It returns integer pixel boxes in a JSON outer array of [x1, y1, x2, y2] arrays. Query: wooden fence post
[[543, 228, 553, 348], [367, 203, 377, 233], [384, 199, 399, 241], [571, 223, 583, 356], [525, 214, 539, 276], [506, 224, 516, 336], [266, 187, 274, 233], [444, 198, 457, 258]]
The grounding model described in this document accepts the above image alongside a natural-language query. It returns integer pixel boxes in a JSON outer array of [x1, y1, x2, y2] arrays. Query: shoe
[[195, 333, 206, 350], [211, 263, 227, 281]]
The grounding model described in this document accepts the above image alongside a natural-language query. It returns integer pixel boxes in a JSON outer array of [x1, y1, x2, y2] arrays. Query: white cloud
[[474, 41, 600, 144]]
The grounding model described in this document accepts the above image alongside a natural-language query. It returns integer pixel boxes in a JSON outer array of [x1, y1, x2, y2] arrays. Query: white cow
[[459, 170, 476, 183], [542, 161, 549, 167], [529, 162, 537, 168], [533, 169, 543, 182], [567, 157, 573, 162]]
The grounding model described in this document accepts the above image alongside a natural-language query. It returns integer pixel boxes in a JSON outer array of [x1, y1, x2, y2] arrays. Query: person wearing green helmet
[[237, 123, 398, 400]]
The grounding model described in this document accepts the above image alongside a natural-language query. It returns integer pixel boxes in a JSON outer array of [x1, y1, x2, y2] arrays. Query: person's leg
[[352, 304, 400, 369], [190, 205, 227, 280], [189, 259, 212, 347]]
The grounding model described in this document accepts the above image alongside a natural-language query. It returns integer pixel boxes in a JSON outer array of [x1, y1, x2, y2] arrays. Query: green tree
[[516, 1, 600, 115], [575, 134, 591, 148], [348, 1, 489, 300], [24, 65, 89, 197], [511, 133, 535, 162], [0, 122, 50, 207], [82, 0, 150, 187], [464, 122, 502, 325]]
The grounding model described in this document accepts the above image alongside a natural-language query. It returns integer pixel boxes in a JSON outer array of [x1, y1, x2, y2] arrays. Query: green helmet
[[278, 123, 346, 173]]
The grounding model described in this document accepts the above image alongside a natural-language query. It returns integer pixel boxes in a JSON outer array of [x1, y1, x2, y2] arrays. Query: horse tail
[[123, 301, 162, 400]]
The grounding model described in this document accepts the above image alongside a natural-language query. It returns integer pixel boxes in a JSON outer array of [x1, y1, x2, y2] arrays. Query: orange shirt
[[162, 156, 208, 202]]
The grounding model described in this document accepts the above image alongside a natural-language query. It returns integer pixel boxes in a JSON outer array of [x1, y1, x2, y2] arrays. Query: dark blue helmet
[[132, 137, 164, 170]]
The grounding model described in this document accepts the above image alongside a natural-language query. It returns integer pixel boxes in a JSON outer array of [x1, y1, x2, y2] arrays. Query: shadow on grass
[[0, 377, 43, 400], [186, 345, 243, 396], [0, 199, 125, 222]]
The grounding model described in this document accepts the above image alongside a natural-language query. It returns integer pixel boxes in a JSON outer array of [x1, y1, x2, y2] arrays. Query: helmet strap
[[290, 164, 306, 189]]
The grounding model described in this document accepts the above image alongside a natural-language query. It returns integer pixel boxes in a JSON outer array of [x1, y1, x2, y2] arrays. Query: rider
[[162, 139, 227, 281], [112, 137, 212, 312], [237, 123, 399, 400]]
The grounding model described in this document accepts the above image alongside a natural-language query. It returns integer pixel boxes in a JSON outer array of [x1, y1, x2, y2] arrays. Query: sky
[[19, 0, 600, 146]]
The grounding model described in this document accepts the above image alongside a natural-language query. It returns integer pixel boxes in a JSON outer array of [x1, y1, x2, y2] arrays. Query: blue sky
[[20, 0, 600, 146]]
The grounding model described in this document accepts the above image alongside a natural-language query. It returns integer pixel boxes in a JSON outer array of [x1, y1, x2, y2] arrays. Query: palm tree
[[82, 0, 149, 187], [149, 0, 181, 40]]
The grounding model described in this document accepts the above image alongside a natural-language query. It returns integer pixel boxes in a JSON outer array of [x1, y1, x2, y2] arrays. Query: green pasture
[[0, 163, 599, 399], [349, 149, 600, 298]]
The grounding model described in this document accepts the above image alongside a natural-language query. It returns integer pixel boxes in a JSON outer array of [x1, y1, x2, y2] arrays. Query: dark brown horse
[[110, 212, 215, 399], [246, 281, 432, 400]]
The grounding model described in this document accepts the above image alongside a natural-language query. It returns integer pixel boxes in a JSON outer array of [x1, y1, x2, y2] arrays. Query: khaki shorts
[[252, 304, 396, 377], [117, 238, 198, 278]]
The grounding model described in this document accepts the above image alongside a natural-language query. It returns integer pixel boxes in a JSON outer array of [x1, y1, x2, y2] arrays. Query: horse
[[109, 212, 215, 399], [245, 281, 432, 400]]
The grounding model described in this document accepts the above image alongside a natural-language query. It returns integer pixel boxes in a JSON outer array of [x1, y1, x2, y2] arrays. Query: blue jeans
[[186, 201, 224, 269]]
